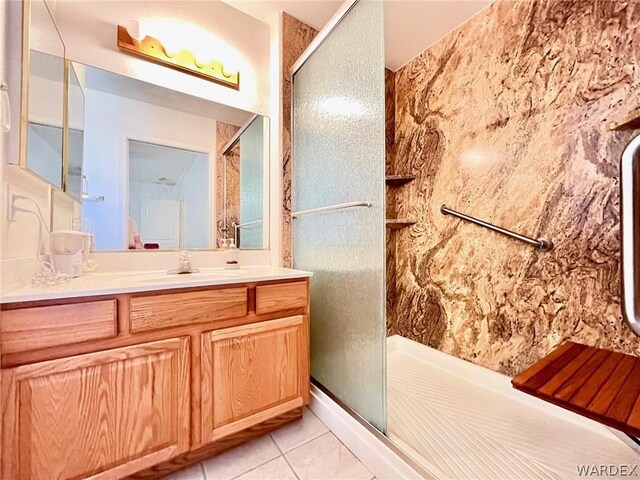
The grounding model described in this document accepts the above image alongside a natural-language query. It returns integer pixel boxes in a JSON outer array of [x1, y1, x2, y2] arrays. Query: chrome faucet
[[167, 250, 199, 275]]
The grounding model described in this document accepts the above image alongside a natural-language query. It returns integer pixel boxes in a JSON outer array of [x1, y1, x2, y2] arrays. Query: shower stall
[[291, 1, 640, 478]]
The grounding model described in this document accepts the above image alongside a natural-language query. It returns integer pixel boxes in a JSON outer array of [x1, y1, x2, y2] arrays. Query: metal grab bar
[[440, 205, 553, 252], [292, 201, 372, 219], [621, 134, 640, 337]]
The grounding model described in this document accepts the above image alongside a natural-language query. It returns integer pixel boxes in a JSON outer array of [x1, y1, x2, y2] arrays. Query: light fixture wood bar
[[116, 25, 239, 90]]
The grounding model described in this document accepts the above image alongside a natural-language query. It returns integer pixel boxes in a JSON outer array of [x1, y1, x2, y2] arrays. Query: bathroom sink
[[120, 270, 244, 284]]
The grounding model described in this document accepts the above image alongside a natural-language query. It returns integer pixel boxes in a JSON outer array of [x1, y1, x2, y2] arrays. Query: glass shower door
[[291, 0, 387, 432]]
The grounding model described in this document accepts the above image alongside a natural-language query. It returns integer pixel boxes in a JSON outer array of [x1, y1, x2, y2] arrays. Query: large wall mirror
[[23, 0, 65, 188], [76, 63, 269, 251], [18, 0, 269, 251]]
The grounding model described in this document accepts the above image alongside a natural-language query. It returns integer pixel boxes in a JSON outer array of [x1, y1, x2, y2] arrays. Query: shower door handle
[[621, 134, 640, 337], [291, 201, 372, 219]]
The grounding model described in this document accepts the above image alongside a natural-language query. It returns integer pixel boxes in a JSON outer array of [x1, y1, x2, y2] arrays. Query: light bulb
[[0, 83, 11, 133], [223, 60, 239, 76], [160, 36, 183, 56], [125, 20, 144, 41]]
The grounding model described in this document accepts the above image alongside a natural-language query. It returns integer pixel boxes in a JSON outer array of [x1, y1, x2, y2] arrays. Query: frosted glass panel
[[292, 0, 386, 432]]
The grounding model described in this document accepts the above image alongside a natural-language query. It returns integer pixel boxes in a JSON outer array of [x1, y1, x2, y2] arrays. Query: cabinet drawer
[[2, 300, 117, 354], [255, 282, 307, 315], [130, 287, 248, 333]]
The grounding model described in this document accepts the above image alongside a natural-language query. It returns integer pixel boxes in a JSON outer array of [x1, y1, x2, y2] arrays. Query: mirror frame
[[19, 0, 75, 204]]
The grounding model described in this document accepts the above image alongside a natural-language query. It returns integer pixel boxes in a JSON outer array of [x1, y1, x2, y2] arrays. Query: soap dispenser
[[225, 238, 240, 270]]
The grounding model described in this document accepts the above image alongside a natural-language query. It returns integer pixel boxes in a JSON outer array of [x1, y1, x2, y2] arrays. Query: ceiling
[[384, 1, 493, 71], [129, 140, 207, 186], [222, 0, 492, 71], [220, 0, 342, 31]]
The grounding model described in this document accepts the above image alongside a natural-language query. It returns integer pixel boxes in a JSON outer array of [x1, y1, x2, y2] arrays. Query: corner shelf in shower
[[386, 175, 416, 187], [386, 219, 416, 230], [609, 104, 640, 131]]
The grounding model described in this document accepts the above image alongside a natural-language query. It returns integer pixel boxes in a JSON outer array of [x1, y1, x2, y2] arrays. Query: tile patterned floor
[[166, 408, 375, 480]]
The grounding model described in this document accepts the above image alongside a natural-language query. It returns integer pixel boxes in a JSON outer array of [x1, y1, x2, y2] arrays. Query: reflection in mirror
[[24, 0, 65, 187], [66, 63, 85, 200], [128, 141, 210, 250], [222, 116, 266, 249], [76, 63, 269, 251], [26, 122, 62, 186]]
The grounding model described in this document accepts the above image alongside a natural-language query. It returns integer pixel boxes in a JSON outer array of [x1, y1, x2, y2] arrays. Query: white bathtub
[[387, 335, 640, 480]]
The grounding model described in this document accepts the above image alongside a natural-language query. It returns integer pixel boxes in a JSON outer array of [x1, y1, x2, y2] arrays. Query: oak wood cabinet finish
[[0, 278, 310, 479], [130, 287, 248, 333], [256, 281, 307, 315], [2, 300, 117, 354], [2, 337, 191, 480], [201, 316, 306, 443]]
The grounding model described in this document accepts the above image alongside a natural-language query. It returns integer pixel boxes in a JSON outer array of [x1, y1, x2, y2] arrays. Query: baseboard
[[308, 384, 431, 480]]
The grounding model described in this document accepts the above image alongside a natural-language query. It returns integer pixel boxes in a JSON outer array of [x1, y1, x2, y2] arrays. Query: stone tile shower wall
[[281, 13, 318, 267], [389, 0, 640, 375]]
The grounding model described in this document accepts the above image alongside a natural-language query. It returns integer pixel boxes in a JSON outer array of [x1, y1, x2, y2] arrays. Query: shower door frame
[[289, 0, 359, 75], [289, 0, 389, 435], [288, 3, 437, 477]]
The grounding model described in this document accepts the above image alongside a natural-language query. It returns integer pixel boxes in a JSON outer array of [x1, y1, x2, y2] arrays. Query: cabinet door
[[2, 337, 190, 480], [201, 316, 307, 443]]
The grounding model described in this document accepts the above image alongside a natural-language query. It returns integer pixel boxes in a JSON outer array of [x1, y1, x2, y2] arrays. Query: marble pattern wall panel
[[216, 122, 240, 246], [392, 0, 640, 375], [281, 13, 318, 267], [386, 68, 398, 335]]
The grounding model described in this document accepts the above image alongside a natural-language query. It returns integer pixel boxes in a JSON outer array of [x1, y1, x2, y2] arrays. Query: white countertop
[[1, 266, 312, 304]]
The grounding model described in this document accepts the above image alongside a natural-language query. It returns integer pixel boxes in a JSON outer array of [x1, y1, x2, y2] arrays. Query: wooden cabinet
[[2, 300, 117, 354], [0, 279, 310, 479], [201, 316, 306, 443], [129, 287, 248, 333], [2, 338, 190, 480], [255, 282, 307, 315]]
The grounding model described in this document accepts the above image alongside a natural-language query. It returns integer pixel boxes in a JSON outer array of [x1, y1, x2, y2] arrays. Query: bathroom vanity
[[0, 267, 311, 479]]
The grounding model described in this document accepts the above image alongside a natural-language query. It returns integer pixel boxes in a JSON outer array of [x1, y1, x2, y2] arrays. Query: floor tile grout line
[[309, 431, 375, 480], [227, 453, 285, 480], [271, 432, 301, 480], [280, 451, 302, 480], [284, 430, 375, 480], [278, 429, 331, 455]]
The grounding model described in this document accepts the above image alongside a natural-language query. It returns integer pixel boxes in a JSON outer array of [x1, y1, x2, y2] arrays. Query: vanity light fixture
[[0, 82, 11, 133], [116, 25, 240, 90]]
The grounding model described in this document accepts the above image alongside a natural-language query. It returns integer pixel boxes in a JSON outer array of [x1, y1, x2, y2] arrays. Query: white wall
[[53, 1, 271, 116], [83, 88, 216, 250]]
